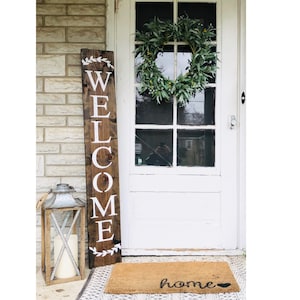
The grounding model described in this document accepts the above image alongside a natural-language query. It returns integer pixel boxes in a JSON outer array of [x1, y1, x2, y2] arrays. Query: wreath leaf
[[136, 17, 217, 106]]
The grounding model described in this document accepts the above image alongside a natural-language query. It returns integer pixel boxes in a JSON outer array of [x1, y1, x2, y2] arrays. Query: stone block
[[45, 0, 105, 5], [45, 104, 83, 115], [36, 177, 60, 192], [36, 4, 66, 15], [46, 165, 85, 176], [67, 94, 83, 104], [44, 78, 82, 93], [67, 54, 80, 65], [36, 27, 65, 42], [45, 42, 104, 54], [46, 154, 85, 165], [61, 177, 87, 193], [36, 78, 44, 92], [36, 143, 60, 154], [36, 128, 44, 142], [61, 143, 85, 154], [67, 27, 105, 42], [36, 155, 44, 177], [36, 43, 43, 54], [36, 93, 66, 104], [36, 16, 43, 26], [67, 4, 105, 15], [45, 127, 84, 142], [36, 55, 65, 76], [67, 116, 84, 126], [45, 16, 105, 27], [36, 116, 67, 126], [67, 65, 81, 76], [36, 105, 44, 116]]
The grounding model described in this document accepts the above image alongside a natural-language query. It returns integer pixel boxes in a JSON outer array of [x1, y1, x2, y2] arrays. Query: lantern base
[[42, 270, 85, 286]]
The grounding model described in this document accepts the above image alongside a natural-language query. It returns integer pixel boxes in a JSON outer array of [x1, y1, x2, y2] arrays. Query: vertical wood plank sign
[[80, 49, 121, 267]]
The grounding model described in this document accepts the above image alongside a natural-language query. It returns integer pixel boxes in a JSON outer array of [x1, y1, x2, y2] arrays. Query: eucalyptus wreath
[[135, 17, 217, 106]]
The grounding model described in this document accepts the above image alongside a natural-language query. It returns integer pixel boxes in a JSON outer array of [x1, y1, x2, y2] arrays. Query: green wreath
[[135, 17, 217, 107]]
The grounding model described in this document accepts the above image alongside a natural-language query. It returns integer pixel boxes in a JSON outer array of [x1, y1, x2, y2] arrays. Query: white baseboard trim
[[121, 248, 246, 256]]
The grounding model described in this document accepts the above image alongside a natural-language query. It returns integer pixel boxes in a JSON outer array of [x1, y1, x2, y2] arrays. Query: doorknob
[[230, 115, 237, 129]]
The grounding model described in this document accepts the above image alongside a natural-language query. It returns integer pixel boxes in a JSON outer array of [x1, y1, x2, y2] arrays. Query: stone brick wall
[[36, 0, 107, 253]]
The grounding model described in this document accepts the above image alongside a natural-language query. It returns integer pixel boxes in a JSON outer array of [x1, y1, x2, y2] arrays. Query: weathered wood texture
[[81, 49, 121, 267]]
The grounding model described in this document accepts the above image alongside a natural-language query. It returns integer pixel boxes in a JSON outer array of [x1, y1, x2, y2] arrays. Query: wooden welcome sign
[[80, 49, 121, 267]]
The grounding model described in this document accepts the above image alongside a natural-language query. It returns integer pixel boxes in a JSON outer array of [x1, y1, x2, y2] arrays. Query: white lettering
[[95, 219, 114, 242], [92, 172, 113, 193], [84, 59, 120, 250], [90, 194, 118, 218], [91, 120, 112, 143], [85, 70, 112, 91], [90, 95, 110, 118], [92, 146, 112, 169]]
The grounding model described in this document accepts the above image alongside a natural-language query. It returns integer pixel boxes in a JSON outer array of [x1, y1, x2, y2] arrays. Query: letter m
[[90, 194, 118, 218]]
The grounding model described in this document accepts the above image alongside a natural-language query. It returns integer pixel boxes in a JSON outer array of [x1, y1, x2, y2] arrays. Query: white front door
[[112, 0, 245, 255]]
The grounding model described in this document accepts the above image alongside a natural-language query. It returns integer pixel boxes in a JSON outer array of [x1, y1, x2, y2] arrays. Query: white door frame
[[237, 0, 246, 250], [106, 0, 246, 254]]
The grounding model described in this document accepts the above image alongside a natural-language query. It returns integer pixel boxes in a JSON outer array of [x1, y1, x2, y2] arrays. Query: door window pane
[[135, 45, 174, 83], [177, 45, 192, 76], [135, 129, 173, 166], [136, 89, 173, 125], [207, 46, 217, 84], [178, 3, 216, 30], [177, 88, 215, 125], [155, 46, 174, 80], [177, 130, 215, 166], [136, 2, 173, 31]]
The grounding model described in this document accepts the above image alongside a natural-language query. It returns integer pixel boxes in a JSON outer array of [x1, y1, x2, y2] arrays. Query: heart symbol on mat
[[217, 283, 231, 288]]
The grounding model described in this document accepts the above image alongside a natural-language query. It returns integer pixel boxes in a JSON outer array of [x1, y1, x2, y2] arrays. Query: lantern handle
[[36, 192, 51, 210]]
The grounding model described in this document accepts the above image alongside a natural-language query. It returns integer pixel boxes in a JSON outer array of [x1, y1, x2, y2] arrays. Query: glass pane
[[176, 37, 216, 85], [136, 2, 173, 32], [177, 130, 215, 166], [207, 46, 217, 84], [135, 129, 173, 166], [177, 45, 192, 76], [136, 89, 173, 125], [135, 45, 174, 82], [177, 88, 215, 125], [178, 3, 216, 29], [155, 46, 174, 80], [135, 52, 142, 83]]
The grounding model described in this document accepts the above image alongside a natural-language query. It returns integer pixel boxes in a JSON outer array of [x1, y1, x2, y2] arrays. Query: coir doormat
[[105, 261, 240, 294]]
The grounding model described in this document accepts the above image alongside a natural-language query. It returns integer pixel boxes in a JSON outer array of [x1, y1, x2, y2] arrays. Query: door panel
[[129, 174, 221, 192], [128, 192, 222, 249], [115, 0, 240, 254]]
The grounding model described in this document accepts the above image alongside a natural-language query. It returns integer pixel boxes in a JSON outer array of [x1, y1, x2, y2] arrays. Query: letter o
[[174, 281, 185, 288], [92, 172, 113, 193]]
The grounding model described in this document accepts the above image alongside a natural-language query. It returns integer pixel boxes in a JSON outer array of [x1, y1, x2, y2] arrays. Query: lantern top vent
[[44, 183, 85, 208], [51, 183, 75, 193]]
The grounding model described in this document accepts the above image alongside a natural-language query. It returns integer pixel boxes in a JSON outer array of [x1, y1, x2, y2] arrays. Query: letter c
[[92, 146, 112, 169]]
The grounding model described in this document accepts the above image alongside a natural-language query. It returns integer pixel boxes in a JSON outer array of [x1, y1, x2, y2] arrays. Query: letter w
[[90, 194, 117, 218], [85, 70, 112, 92]]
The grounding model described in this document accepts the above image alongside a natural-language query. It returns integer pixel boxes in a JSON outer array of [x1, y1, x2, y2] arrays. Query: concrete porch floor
[[36, 254, 246, 299], [36, 253, 91, 300]]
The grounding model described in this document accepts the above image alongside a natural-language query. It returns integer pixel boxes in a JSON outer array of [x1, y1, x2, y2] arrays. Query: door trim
[[237, 0, 246, 250]]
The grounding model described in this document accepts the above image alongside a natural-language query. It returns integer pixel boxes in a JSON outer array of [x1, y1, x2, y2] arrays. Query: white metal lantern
[[40, 184, 86, 285]]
